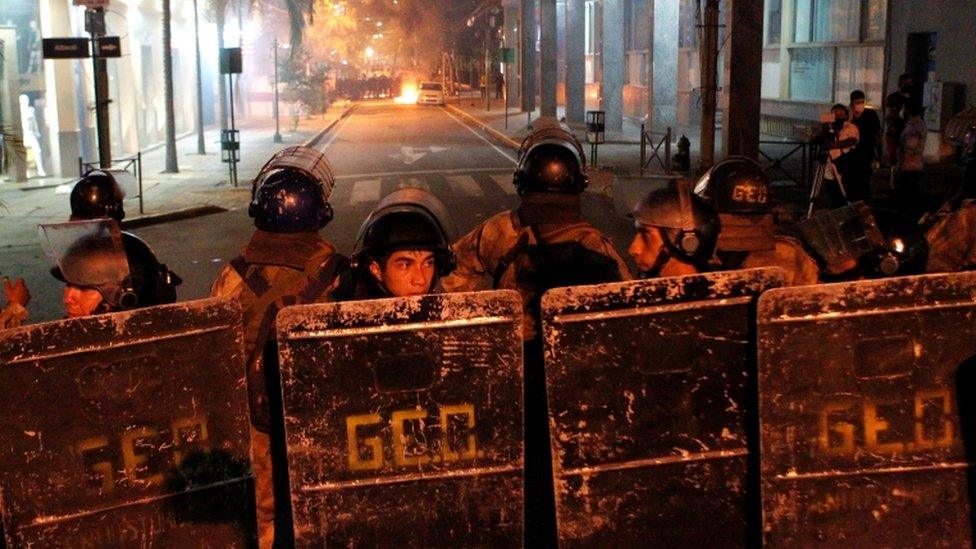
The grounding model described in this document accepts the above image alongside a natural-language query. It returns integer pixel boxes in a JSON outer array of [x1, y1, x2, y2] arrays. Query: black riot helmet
[[799, 203, 928, 279], [70, 170, 125, 221], [353, 188, 457, 278], [694, 156, 775, 252], [694, 156, 771, 215], [630, 181, 721, 266], [42, 220, 182, 311], [249, 146, 335, 232], [513, 121, 588, 194]]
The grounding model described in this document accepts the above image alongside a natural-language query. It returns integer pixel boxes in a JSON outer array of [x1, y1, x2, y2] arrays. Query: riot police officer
[[336, 187, 456, 300], [799, 203, 928, 280], [69, 169, 126, 221], [628, 182, 721, 278], [442, 120, 629, 548], [210, 146, 345, 549], [694, 156, 820, 285], [1, 220, 181, 329], [442, 119, 631, 340]]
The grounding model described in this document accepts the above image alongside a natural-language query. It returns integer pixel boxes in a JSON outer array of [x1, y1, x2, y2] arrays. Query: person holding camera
[[820, 103, 860, 208]]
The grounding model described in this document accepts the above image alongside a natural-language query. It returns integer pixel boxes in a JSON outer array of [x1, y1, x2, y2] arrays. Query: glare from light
[[365, 46, 375, 58], [395, 82, 419, 104]]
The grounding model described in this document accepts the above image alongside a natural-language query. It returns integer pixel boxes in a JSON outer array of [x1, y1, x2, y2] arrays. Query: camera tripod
[[806, 153, 851, 218]]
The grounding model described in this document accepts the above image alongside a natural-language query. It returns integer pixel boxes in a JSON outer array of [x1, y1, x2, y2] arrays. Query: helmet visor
[[40, 220, 130, 296]]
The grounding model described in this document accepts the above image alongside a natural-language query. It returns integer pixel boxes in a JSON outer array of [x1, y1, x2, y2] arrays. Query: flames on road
[[395, 82, 419, 104]]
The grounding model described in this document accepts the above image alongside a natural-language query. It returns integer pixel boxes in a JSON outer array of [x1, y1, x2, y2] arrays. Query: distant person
[[894, 102, 927, 221], [885, 73, 916, 166], [825, 103, 860, 207], [849, 90, 881, 202], [495, 71, 504, 99]]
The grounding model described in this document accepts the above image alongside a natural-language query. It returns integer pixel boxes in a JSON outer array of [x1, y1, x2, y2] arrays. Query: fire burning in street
[[395, 82, 419, 104]]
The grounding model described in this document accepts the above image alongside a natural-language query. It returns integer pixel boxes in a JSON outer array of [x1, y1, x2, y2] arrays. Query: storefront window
[[789, 47, 833, 102], [766, 0, 782, 45], [0, 0, 50, 179], [864, 0, 886, 41], [833, 45, 883, 104], [762, 49, 781, 99], [795, 0, 859, 43]]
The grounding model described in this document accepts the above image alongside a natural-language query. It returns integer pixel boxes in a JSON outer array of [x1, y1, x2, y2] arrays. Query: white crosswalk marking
[[397, 177, 431, 191], [446, 175, 484, 196], [349, 179, 382, 205], [490, 173, 517, 195]]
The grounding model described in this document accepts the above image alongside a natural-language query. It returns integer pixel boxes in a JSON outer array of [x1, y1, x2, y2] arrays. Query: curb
[[306, 102, 359, 148], [121, 205, 229, 230], [444, 103, 521, 149]]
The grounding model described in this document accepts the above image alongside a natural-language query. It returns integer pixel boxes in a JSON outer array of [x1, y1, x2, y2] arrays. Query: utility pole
[[86, 7, 111, 168], [698, 0, 720, 172], [484, 26, 491, 112], [273, 37, 282, 143], [162, 0, 179, 173], [192, 0, 206, 154]]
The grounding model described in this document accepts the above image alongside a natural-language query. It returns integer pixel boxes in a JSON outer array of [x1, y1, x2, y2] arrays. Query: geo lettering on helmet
[[731, 182, 768, 204], [346, 403, 482, 471]]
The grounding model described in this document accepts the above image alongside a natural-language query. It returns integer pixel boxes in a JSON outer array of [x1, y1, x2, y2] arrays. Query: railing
[[640, 124, 672, 175], [79, 153, 144, 214], [757, 140, 814, 188]]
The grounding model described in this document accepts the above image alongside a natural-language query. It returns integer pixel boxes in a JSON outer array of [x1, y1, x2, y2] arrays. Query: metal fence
[[640, 124, 672, 175], [758, 140, 817, 188]]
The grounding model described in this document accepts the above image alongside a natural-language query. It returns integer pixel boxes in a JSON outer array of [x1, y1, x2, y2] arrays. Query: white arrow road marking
[[390, 146, 448, 165]]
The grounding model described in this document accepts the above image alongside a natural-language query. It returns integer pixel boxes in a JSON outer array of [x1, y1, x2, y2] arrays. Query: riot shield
[[276, 290, 524, 546], [0, 298, 254, 548], [759, 272, 976, 546], [541, 268, 787, 548]]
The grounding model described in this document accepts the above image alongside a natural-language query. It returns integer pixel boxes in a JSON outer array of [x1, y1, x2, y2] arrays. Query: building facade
[[505, 0, 972, 147], [0, 0, 220, 182]]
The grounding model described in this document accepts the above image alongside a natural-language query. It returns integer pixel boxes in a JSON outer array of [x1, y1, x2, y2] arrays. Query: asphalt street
[[3, 101, 635, 323]]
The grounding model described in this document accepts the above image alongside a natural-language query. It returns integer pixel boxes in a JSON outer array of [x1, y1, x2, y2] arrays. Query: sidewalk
[[445, 94, 970, 225], [0, 101, 354, 248]]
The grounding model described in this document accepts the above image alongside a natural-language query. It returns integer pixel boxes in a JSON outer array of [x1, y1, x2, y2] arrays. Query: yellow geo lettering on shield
[[346, 413, 383, 471], [817, 389, 955, 456], [345, 403, 479, 471]]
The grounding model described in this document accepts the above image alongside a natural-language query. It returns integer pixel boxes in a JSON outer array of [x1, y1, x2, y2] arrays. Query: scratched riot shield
[[541, 267, 787, 547], [0, 298, 254, 548], [277, 290, 524, 546], [759, 272, 976, 546]]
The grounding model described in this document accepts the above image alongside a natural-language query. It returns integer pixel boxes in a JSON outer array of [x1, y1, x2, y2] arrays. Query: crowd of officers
[[0, 115, 974, 547]]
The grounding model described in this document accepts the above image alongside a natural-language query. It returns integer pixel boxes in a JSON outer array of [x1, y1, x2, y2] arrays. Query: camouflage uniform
[[441, 210, 632, 340], [211, 230, 343, 549], [738, 236, 821, 286], [925, 201, 976, 273]]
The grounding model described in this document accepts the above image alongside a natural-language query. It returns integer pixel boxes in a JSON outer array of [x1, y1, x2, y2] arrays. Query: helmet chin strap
[[640, 236, 673, 278]]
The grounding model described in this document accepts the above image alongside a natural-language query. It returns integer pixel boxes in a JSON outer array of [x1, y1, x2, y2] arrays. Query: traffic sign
[[42, 38, 90, 59], [95, 36, 121, 58]]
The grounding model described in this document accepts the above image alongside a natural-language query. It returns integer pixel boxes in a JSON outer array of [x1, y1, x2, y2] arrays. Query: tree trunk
[[162, 0, 179, 172], [192, 0, 206, 154]]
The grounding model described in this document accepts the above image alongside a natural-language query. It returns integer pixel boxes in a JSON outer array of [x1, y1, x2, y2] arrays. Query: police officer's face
[[628, 226, 667, 273], [370, 250, 437, 297], [63, 284, 103, 318]]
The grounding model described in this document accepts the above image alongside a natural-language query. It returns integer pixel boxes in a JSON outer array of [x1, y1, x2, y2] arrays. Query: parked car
[[417, 82, 445, 106]]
